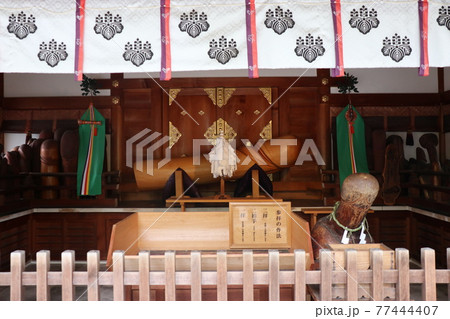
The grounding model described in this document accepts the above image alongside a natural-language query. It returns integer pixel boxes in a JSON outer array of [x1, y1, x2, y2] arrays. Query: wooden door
[[164, 87, 274, 158]]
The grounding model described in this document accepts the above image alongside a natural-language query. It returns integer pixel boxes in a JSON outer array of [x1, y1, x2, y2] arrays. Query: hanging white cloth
[[208, 132, 239, 178]]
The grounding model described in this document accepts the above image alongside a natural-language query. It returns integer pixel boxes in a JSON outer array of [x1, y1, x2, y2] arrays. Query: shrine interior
[[1, 67, 449, 301]]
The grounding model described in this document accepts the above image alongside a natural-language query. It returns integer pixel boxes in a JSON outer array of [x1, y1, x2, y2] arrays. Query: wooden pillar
[[0, 73, 4, 148], [111, 73, 123, 172], [438, 68, 446, 165], [317, 69, 331, 169]]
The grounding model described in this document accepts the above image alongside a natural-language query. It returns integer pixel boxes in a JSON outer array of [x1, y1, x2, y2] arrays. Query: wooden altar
[[107, 202, 314, 300]]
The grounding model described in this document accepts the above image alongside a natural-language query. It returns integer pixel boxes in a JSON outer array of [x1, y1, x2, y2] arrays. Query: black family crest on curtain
[[179, 10, 210, 38], [264, 6, 295, 35], [294, 34, 325, 63], [94, 11, 124, 40], [437, 6, 450, 30], [381, 34, 412, 62], [38, 39, 68, 67], [349, 6, 379, 34], [208, 36, 239, 64], [123, 38, 153, 67], [8, 11, 37, 39]]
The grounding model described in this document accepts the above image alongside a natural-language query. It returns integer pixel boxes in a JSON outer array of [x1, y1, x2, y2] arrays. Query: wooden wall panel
[[32, 215, 64, 256], [121, 89, 153, 180], [30, 213, 131, 260], [283, 87, 321, 184], [0, 215, 29, 270]]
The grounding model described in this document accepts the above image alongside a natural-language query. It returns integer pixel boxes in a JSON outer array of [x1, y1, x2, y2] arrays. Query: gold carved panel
[[204, 88, 216, 105], [169, 121, 182, 148], [259, 87, 272, 104], [259, 120, 272, 140], [204, 87, 236, 108], [204, 118, 237, 145], [168, 88, 181, 106]]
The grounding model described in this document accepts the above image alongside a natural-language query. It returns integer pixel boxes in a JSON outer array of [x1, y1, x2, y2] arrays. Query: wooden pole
[[216, 251, 228, 301], [138, 251, 151, 301], [268, 250, 280, 301], [87, 250, 100, 301], [165, 251, 176, 301], [243, 250, 254, 301], [113, 250, 125, 301], [61, 250, 75, 301], [36, 250, 50, 301], [10, 250, 25, 301], [421, 248, 436, 301], [319, 249, 332, 301], [251, 169, 260, 198], [294, 250, 306, 301], [395, 248, 410, 301], [175, 170, 183, 197], [371, 249, 384, 301], [345, 249, 358, 301]]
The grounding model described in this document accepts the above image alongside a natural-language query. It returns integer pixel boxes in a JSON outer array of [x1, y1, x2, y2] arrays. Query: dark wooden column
[[110, 73, 124, 172], [0, 73, 4, 148], [317, 69, 331, 169], [438, 68, 446, 165]]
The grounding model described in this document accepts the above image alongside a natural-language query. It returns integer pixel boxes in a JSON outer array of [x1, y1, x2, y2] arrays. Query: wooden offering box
[[107, 203, 314, 269], [326, 243, 395, 300]]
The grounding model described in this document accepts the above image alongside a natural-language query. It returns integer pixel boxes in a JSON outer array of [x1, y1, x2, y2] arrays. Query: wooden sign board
[[229, 202, 292, 249]]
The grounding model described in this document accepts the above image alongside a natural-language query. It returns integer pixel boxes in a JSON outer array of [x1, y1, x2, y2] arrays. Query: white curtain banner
[[170, 0, 247, 72], [342, 0, 420, 69], [429, 1, 450, 67], [83, 0, 160, 74], [0, 0, 449, 75], [257, 0, 335, 70], [0, 1, 75, 73]]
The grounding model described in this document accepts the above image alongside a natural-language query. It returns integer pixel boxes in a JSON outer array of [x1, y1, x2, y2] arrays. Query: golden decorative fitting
[[254, 110, 261, 115], [204, 87, 235, 108], [168, 88, 181, 106], [321, 95, 329, 103], [321, 78, 329, 85], [259, 120, 272, 140], [112, 80, 119, 88], [259, 87, 272, 104], [180, 110, 187, 116], [217, 87, 224, 107], [222, 88, 236, 107], [168, 121, 182, 149], [198, 110, 205, 116], [112, 97, 120, 105], [204, 88, 216, 105], [236, 110, 242, 115], [204, 118, 237, 145]]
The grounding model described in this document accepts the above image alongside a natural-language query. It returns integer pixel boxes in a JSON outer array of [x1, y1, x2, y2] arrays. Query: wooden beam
[[3, 96, 113, 109], [330, 93, 441, 107]]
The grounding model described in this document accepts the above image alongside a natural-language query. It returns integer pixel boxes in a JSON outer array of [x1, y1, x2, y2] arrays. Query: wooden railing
[[0, 248, 448, 301]]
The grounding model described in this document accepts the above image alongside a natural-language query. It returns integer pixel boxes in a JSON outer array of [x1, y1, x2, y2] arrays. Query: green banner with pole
[[77, 103, 105, 196], [336, 104, 369, 186]]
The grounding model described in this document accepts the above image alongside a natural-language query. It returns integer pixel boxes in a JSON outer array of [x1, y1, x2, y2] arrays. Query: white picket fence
[[0, 248, 448, 301]]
